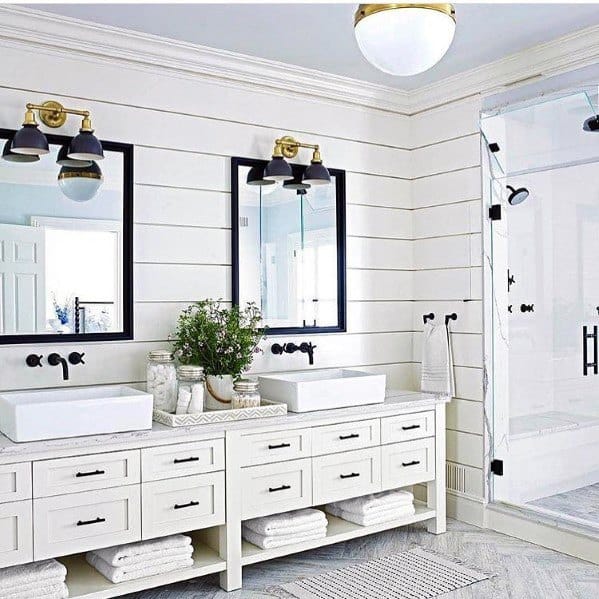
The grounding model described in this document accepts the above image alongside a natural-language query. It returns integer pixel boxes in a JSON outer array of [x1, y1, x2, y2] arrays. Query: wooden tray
[[153, 399, 287, 427]]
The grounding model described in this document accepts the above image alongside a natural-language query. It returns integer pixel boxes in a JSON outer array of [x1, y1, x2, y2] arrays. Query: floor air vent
[[446, 462, 467, 494]]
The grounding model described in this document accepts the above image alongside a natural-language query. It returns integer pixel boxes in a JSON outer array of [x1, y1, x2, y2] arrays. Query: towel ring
[[423, 313, 435, 324], [445, 313, 457, 325]]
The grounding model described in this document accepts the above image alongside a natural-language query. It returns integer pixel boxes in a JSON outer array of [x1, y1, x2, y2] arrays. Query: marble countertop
[[0, 389, 448, 463]]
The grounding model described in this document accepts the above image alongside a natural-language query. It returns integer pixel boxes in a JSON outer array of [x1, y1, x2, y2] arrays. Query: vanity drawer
[[313, 447, 381, 505], [240, 428, 311, 467], [242, 458, 312, 520], [141, 439, 224, 482], [312, 419, 380, 456], [0, 500, 32, 568], [0, 462, 32, 503], [33, 486, 141, 560], [33, 450, 140, 497], [381, 438, 435, 490], [142, 472, 225, 540], [381, 411, 435, 444]]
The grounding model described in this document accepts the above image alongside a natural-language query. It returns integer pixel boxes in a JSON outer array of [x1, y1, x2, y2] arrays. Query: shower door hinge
[[489, 205, 502, 221], [490, 459, 504, 476]]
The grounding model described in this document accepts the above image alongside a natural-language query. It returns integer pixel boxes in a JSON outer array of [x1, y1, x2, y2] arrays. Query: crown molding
[[0, 6, 598, 116], [0, 6, 412, 115]]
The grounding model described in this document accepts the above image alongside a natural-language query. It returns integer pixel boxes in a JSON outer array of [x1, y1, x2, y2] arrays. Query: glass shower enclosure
[[483, 89, 599, 531]]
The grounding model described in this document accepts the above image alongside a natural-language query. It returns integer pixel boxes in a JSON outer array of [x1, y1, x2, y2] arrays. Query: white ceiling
[[31, 3, 599, 90]]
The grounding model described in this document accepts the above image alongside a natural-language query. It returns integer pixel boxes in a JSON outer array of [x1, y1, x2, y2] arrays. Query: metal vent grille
[[239, 216, 249, 227], [446, 462, 467, 493]]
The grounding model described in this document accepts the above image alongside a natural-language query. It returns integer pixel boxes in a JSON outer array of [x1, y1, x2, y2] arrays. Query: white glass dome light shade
[[354, 4, 456, 77], [58, 162, 103, 202]]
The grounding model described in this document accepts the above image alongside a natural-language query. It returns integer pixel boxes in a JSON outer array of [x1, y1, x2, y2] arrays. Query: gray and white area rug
[[276, 547, 493, 599]]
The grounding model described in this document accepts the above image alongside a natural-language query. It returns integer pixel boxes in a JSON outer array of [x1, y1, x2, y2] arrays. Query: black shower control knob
[[520, 304, 534, 313], [508, 305, 512, 313]]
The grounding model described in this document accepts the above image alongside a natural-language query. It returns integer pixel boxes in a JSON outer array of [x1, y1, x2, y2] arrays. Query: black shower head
[[507, 185, 529, 205], [583, 115, 599, 132]]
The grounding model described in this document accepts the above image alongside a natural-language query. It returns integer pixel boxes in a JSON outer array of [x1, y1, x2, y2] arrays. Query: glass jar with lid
[[231, 378, 261, 409], [147, 350, 177, 413], [176, 365, 205, 414]]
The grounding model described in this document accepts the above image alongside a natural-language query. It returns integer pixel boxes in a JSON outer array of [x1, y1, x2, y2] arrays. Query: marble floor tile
[[121, 519, 599, 599], [528, 482, 599, 524]]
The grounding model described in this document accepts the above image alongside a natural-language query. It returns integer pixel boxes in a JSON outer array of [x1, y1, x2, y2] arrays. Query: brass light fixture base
[[354, 3, 455, 27], [38, 101, 67, 128], [279, 136, 299, 159]]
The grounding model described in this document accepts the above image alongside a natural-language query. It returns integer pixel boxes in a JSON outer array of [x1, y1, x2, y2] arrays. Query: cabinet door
[[0, 500, 33, 568]]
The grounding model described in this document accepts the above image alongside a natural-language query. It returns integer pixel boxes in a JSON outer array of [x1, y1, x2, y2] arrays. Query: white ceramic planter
[[205, 375, 234, 411]]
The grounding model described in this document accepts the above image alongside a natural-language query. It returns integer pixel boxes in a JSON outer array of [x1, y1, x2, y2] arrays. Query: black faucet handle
[[271, 343, 285, 356], [299, 342, 316, 352], [26, 354, 43, 367], [68, 351, 86, 365], [284, 342, 300, 354]]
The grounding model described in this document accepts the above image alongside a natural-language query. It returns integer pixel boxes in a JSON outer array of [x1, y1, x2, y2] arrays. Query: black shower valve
[[521, 303, 534, 313]]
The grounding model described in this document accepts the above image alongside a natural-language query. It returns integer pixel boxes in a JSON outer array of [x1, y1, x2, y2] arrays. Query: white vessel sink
[[258, 369, 386, 412], [0, 385, 153, 442]]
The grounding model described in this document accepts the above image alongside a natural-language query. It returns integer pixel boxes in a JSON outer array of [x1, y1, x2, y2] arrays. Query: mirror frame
[[0, 128, 134, 345], [231, 156, 347, 336]]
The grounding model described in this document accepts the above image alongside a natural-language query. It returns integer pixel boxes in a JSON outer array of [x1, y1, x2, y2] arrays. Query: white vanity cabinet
[[0, 391, 447, 598]]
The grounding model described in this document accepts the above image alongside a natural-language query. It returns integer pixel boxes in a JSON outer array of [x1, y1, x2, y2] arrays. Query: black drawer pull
[[268, 443, 291, 450], [340, 472, 360, 479], [75, 469, 105, 478], [173, 457, 200, 464], [339, 433, 360, 440], [402, 460, 421, 467], [401, 424, 421, 431], [269, 484, 291, 492], [174, 501, 199, 510], [77, 517, 106, 526]]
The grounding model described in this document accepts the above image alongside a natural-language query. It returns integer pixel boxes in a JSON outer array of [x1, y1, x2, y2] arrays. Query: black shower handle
[[520, 304, 534, 313]]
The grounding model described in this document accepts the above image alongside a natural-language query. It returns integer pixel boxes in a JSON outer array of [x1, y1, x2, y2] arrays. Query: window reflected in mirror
[[233, 158, 346, 334], [0, 129, 132, 343]]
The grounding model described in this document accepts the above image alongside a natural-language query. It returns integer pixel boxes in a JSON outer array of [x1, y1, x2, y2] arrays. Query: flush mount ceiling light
[[58, 161, 103, 202], [354, 3, 456, 76], [264, 136, 331, 186]]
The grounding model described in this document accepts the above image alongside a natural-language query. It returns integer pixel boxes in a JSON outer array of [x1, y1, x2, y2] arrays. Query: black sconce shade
[[303, 160, 331, 186], [246, 165, 275, 186], [11, 124, 49, 156], [264, 156, 293, 182], [283, 170, 311, 191], [68, 130, 104, 162], [583, 115, 599, 132], [2, 138, 40, 162], [57, 143, 92, 167]]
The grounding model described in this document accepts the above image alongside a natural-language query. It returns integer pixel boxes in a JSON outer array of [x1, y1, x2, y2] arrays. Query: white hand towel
[[326, 504, 415, 526], [242, 525, 327, 550], [88, 534, 191, 567], [420, 322, 455, 397], [243, 508, 327, 537], [328, 490, 414, 516], [0, 582, 69, 599], [86, 552, 193, 584], [0, 560, 67, 592]]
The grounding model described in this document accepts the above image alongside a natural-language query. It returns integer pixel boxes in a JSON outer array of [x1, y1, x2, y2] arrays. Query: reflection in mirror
[[0, 130, 132, 342], [233, 158, 346, 334]]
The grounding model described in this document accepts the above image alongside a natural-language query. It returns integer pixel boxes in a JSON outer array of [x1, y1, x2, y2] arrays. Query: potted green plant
[[172, 300, 264, 410]]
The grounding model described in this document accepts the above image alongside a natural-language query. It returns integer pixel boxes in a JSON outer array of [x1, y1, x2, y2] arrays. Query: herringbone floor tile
[[123, 519, 599, 599]]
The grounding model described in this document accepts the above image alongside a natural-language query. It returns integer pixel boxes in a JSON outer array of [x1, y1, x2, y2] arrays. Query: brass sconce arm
[[24, 100, 94, 131], [272, 135, 322, 162]]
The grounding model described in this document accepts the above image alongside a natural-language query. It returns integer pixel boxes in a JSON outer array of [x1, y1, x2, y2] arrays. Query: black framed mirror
[[232, 156, 346, 335], [0, 128, 133, 344]]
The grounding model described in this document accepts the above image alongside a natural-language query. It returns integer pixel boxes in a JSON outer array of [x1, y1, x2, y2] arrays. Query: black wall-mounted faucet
[[271, 341, 317, 366], [27, 351, 86, 381], [48, 353, 70, 381]]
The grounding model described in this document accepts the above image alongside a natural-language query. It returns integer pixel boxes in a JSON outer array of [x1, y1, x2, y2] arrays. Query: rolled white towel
[[328, 490, 414, 516], [0, 582, 69, 599], [0, 560, 67, 592], [242, 525, 327, 550], [86, 551, 193, 584], [243, 508, 327, 537], [326, 503, 415, 526], [88, 534, 191, 567]]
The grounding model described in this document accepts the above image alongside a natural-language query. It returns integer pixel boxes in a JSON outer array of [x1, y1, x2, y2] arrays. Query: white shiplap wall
[[0, 29, 487, 505], [411, 98, 485, 500], [0, 42, 415, 396]]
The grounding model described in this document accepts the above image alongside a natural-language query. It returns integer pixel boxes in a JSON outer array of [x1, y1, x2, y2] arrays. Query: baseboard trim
[[447, 493, 486, 527], [485, 503, 599, 565]]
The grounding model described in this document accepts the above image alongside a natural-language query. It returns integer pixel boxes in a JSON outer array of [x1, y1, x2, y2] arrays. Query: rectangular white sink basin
[[258, 369, 386, 412], [0, 385, 153, 442]]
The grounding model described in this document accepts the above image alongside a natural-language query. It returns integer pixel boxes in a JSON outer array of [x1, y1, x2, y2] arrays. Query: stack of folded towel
[[86, 534, 193, 583], [0, 559, 68, 599], [325, 489, 415, 526], [242, 508, 328, 549]]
